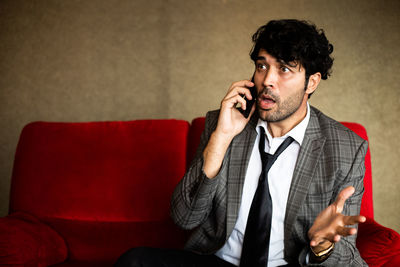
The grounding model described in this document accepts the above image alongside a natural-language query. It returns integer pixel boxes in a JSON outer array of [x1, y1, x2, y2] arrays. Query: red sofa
[[1, 118, 399, 266]]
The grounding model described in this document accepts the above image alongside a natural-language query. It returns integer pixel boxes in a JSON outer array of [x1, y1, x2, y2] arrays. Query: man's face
[[254, 49, 309, 122]]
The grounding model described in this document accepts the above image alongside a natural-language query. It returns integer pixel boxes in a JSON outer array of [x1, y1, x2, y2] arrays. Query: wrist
[[310, 241, 335, 263], [202, 131, 233, 179], [213, 127, 236, 142], [311, 240, 333, 254]]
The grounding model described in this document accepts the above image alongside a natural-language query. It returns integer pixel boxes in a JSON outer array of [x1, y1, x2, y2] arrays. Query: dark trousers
[[114, 247, 236, 267]]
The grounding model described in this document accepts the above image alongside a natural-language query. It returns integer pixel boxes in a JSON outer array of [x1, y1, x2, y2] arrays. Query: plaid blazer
[[171, 106, 368, 266]]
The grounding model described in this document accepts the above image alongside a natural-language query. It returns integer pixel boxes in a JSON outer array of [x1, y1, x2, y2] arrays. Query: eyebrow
[[255, 56, 299, 69]]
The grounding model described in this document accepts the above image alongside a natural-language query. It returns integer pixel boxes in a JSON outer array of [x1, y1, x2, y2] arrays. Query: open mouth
[[258, 94, 276, 109]]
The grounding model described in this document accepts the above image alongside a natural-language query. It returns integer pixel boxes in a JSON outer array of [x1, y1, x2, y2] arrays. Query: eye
[[281, 66, 290, 73], [256, 63, 267, 70]]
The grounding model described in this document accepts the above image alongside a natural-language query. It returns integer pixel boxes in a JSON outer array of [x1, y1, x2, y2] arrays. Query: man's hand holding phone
[[202, 79, 256, 179], [216, 79, 256, 138]]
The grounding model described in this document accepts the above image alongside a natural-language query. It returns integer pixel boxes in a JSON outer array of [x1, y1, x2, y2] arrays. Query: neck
[[267, 100, 308, 138]]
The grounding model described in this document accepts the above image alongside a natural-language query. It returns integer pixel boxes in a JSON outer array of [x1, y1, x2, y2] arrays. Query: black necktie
[[240, 126, 294, 267]]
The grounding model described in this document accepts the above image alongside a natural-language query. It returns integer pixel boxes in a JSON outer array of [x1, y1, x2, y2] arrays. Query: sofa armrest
[[0, 212, 68, 266], [357, 217, 400, 267]]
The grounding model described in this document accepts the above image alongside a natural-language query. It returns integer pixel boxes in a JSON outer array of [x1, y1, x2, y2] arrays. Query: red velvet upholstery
[[6, 120, 189, 265], [2, 118, 399, 266], [10, 120, 189, 223], [0, 212, 67, 266], [357, 218, 400, 267]]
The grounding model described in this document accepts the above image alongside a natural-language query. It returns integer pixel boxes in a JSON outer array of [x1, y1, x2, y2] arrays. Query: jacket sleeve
[[170, 110, 227, 230], [299, 139, 369, 266]]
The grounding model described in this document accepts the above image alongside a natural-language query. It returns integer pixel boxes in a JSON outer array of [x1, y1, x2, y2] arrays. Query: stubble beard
[[257, 86, 306, 122]]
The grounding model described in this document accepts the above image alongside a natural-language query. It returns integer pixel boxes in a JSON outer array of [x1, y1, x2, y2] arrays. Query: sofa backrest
[[10, 120, 189, 223], [188, 118, 374, 219]]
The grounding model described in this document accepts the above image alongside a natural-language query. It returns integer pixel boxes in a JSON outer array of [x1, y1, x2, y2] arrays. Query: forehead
[[256, 49, 279, 63]]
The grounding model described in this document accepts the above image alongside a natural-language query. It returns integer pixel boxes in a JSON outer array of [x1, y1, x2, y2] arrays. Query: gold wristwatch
[[310, 242, 335, 263]]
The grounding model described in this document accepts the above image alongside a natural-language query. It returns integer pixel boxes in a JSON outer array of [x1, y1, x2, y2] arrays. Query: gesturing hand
[[308, 186, 366, 251]]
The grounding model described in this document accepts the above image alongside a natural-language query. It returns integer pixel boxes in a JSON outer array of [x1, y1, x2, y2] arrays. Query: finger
[[228, 80, 254, 92], [334, 186, 355, 213], [310, 239, 318, 247], [222, 94, 248, 110], [226, 86, 254, 101], [226, 80, 255, 98], [336, 226, 357, 237], [310, 235, 326, 247], [343, 215, 366, 226], [333, 234, 341, 243], [238, 87, 254, 101]]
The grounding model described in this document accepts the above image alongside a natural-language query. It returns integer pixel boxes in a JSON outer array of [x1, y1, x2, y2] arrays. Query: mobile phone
[[238, 77, 257, 118]]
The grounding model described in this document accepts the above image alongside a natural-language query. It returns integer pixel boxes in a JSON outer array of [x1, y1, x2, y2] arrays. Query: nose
[[262, 68, 278, 89]]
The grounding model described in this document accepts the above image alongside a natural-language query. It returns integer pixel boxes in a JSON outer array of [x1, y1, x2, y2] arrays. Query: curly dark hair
[[250, 19, 334, 80]]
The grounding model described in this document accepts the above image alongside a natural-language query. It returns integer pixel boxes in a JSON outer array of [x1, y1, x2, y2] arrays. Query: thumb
[[335, 186, 355, 213]]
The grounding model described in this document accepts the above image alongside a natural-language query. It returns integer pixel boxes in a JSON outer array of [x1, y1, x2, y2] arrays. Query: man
[[116, 19, 368, 266]]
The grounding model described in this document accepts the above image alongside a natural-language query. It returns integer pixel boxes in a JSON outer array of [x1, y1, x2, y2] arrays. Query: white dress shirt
[[215, 103, 310, 266]]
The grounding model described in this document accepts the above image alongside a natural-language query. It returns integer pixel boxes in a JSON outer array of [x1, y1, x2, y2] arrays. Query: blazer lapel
[[284, 107, 326, 257], [225, 114, 258, 239]]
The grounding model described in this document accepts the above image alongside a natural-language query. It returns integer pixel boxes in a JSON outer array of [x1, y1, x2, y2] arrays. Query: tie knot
[[258, 126, 294, 170]]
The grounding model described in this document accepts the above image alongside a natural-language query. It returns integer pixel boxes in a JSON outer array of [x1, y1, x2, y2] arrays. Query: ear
[[305, 72, 321, 95]]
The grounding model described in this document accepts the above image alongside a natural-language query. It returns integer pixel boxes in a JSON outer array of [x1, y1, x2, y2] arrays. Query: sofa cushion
[[50, 260, 113, 267], [0, 212, 67, 266], [44, 217, 187, 263]]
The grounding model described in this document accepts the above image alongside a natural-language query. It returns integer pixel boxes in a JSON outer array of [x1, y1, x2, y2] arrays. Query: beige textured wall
[[0, 0, 399, 233]]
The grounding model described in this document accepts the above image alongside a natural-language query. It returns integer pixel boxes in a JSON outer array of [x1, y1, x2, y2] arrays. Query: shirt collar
[[256, 102, 310, 146]]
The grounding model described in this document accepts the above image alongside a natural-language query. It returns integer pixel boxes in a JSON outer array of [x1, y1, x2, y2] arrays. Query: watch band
[[310, 242, 335, 263]]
